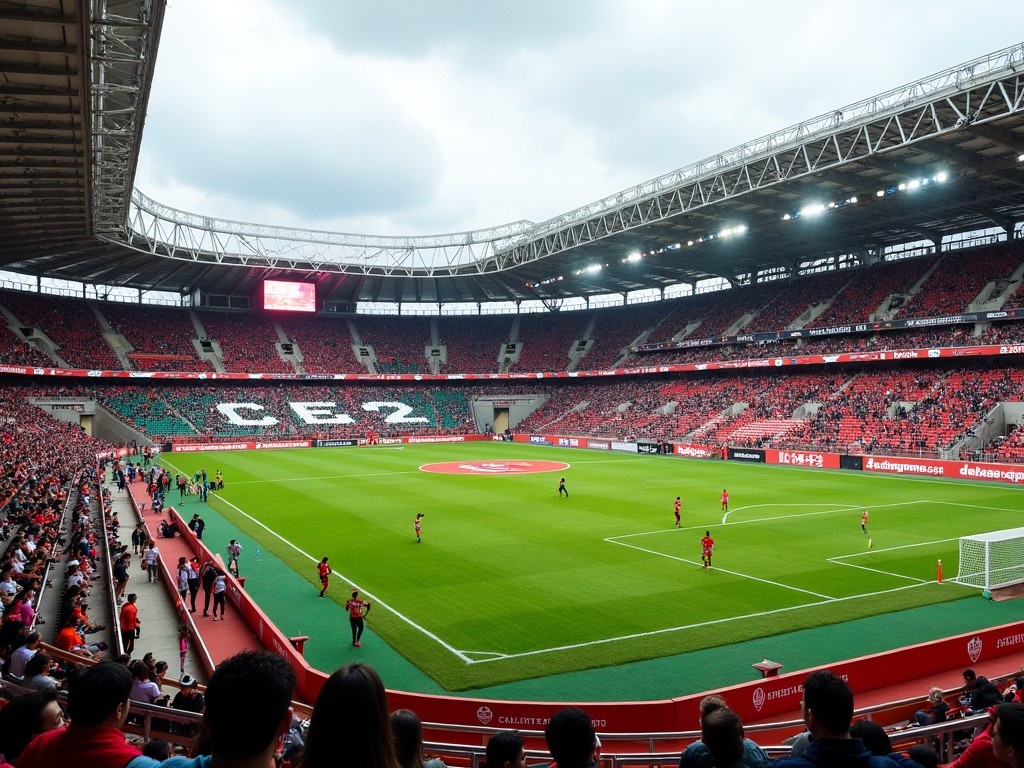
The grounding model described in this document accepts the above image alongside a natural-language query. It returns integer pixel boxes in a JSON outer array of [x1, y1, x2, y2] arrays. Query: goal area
[[956, 528, 1024, 590]]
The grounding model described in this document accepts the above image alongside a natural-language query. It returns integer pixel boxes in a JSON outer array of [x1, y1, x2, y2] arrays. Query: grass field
[[160, 442, 1023, 691]]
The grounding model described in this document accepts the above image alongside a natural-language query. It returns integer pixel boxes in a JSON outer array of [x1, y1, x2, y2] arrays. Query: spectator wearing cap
[[171, 674, 205, 737]]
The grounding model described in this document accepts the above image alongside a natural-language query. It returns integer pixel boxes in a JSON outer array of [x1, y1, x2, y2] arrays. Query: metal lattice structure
[[1, 3, 1023, 307]]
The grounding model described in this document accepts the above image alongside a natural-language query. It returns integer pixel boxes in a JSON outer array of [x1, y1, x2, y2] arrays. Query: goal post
[[956, 528, 1024, 590]]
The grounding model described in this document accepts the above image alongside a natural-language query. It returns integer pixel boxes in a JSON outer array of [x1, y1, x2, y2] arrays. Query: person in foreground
[[299, 662, 400, 768], [992, 702, 1024, 767], [773, 670, 903, 767], [160, 650, 296, 768], [679, 695, 770, 768], [545, 707, 598, 768], [18, 662, 161, 768], [486, 730, 527, 768]]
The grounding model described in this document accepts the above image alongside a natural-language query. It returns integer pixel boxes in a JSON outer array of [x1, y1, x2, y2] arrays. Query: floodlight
[[626, 250, 641, 262], [876, 190, 885, 197], [935, 171, 949, 181], [783, 213, 792, 221], [799, 203, 826, 217]]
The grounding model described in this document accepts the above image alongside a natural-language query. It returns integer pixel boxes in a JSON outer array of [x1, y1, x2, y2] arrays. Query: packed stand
[[0, 290, 122, 370], [99, 302, 211, 373], [277, 314, 362, 374], [197, 310, 294, 373], [581, 302, 681, 371], [899, 245, 1024, 318], [356, 315, 433, 374], [808, 255, 937, 329], [742, 270, 852, 334], [509, 313, 589, 373], [0, 333, 55, 367], [438, 315, 511, 374]]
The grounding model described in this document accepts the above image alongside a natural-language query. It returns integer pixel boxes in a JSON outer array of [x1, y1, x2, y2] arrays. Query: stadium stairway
[[114, 476, 211, 682], [120, 479, 266, 684]]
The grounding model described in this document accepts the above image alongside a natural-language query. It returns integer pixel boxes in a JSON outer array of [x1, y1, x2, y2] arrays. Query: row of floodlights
[[625, 225, 750, 263], [782, 171, 949, 221], [524, 167, 974, 289]]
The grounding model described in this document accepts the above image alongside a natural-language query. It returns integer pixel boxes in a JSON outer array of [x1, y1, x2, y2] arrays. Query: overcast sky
[[135, 1, 1024, 238]]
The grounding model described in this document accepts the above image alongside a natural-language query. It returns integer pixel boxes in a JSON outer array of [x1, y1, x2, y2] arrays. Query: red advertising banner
[[764, 448, 841, 470], [863, 456, 1024, 484]]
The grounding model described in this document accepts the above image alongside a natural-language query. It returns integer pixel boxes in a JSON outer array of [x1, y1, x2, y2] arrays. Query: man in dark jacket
[[774, 670, 902, 767], [964, 668, 1004, 713]]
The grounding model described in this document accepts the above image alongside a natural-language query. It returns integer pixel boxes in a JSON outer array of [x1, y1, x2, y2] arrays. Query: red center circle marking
[[420, 460, 570, 475]]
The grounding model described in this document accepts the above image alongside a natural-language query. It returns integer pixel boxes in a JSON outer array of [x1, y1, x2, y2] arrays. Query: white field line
[[163, 460, 969, 667], [826, 537, 961, 582], [468, 581, 932, 665], [223, 469, 423, 485], [721, 499, 932, 525], [604, 538, 835, 599], [162, 458, 473, 663]]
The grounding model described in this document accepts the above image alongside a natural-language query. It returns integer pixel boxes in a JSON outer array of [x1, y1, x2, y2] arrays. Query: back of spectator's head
[[849, 719, 892, 756], [700, 708, 745, 768], [67, 661, 133, 727], [391, 708, 426, 768], [303, 662, 398, 768], [963, 668, 978, 685], [698, 695, 728, 719], [24, 651, 52, 678], [143, 738, 172, 761], [24, 630, 40, 646], [802, 670, 854, 737], [928, 686, 944, 703], [0, 688, 62, 761], [545, 707, 596, 768], [907, 744, 939, 768], [486, 730, 526, 768], [203, 650, 295, 760], [994, 703, 1024, 766]]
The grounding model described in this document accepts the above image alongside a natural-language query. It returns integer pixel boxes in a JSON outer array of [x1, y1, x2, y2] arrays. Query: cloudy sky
[[135, 1, 1024, 238]]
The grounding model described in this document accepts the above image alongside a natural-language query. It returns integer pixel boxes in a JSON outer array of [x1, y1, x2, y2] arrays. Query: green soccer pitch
[[160, 442, 1023, 690]]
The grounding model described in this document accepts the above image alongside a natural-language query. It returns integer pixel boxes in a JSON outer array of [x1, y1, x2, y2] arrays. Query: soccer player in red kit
[[346, 590, 371, 647], [674, 497, 681, 528], [317, 557, 332, 597], [414, 513, 424, 543], [720, 489, 729, 512], [701, 530, 715, 570], [861, 509, 869, 534]]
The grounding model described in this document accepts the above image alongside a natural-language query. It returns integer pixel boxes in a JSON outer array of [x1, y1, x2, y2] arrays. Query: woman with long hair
[[392, 708, 447, 768], [300, 663, 400, 768]]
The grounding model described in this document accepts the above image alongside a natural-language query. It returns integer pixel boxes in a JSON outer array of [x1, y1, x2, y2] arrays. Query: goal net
[[956, 528, 1024, 589]]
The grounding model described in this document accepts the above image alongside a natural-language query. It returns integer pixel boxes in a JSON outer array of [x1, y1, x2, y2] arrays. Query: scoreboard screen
[[263, 280, 316, 312]]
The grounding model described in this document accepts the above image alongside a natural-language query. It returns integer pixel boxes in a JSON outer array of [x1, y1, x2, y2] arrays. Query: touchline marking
[[224, 469, 423, 485], [162, 459, 473, 664], [468, 581, 932, 665], [605, 538, 835, 599]]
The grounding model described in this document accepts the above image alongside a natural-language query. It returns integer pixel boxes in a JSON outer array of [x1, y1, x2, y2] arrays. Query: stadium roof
[[1, 3, 1023, 308]]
